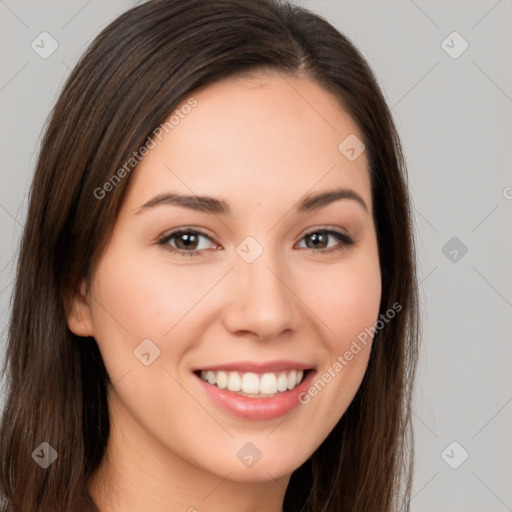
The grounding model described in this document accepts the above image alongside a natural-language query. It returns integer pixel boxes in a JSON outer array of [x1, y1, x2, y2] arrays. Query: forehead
[[123, 71, 371, 215]]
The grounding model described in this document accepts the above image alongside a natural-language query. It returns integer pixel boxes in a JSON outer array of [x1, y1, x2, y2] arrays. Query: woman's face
[[71, 71, 381, 484]]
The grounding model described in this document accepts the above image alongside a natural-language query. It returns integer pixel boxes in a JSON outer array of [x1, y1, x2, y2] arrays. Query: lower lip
[[193, 370, 316, 420]]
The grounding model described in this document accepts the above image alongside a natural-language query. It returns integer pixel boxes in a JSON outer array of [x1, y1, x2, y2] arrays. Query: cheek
[[87, 249, 199, 432], [304, 253, 382, 348], [298, 252, 381, 408], [91, 247, 200, 340], [314, 270, 380, 331], [87, 249, 175, 380]]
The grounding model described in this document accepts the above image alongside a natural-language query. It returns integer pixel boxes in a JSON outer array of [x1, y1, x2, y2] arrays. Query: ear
[[67, 279, 95, 337]]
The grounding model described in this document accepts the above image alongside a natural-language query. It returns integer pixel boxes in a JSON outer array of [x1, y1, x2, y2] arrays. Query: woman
[[0, 0, 420, 511]]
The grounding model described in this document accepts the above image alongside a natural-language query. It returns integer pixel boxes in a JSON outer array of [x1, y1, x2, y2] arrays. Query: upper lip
[[193, 360, 315, 373]]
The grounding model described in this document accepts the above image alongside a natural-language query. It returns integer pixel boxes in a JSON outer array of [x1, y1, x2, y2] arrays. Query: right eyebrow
[[135, 192, 230, 215]]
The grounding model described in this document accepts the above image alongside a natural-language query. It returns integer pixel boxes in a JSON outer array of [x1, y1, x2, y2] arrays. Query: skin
[[68, 70, 381, 512]]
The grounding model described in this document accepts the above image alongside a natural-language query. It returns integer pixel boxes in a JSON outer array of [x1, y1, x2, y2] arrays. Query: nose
[[222, 247, 297, 341]]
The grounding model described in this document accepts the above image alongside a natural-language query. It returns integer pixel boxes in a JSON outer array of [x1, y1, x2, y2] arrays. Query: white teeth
[[198, 369, 307, 396], [259, 373, 277, 394], [241, 372, 260, 394], [276, 372, 288, 392], [287, 370, 297, 390], [216, 371, 228, 389], [227, 371, 241, 391]]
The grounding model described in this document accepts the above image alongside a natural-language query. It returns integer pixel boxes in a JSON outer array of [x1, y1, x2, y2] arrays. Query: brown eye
[[173, 232, 200, 250], [297, 229, 355, 255], [158, 229, 218, 257]]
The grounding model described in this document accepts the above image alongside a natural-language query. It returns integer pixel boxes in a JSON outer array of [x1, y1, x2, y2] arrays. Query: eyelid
[[301, 224, 351, 238], [157, 226, 220, 249], [158, 226, 217, 242]]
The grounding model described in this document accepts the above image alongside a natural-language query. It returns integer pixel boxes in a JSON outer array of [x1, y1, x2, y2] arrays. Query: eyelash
[[156, 226, 356, 258]]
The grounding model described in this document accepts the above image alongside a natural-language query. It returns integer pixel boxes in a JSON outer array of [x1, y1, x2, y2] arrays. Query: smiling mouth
[[193, 368, 313, 398]]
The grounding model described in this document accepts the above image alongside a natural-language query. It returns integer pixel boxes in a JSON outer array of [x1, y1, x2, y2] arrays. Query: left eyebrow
[[135, 187, 368, 216], [296, 187, 368, 213]]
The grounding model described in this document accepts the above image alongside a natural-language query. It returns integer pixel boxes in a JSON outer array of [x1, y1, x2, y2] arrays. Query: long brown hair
[[0, 1, 420, 510]]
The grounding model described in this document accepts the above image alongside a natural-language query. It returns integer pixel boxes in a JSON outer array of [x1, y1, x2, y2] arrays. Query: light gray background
[[1, 1, 511, 511]]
